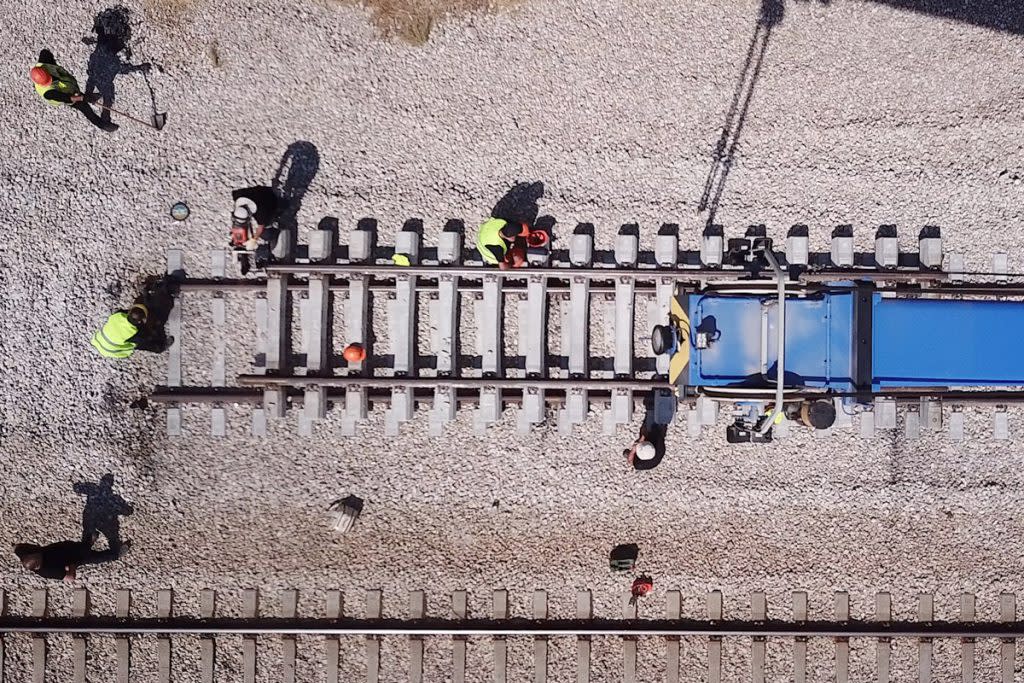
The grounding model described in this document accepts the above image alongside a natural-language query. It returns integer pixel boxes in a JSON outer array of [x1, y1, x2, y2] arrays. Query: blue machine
[[661, 241, 1024, 442], [688, 291, 1024, 391]]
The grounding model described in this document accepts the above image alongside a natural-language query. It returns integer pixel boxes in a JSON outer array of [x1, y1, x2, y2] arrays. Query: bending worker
[[232, 185, 281, 250], [30, 49, 116, 132], [91, 277, 178, 359], [476, 217, 528, 270]]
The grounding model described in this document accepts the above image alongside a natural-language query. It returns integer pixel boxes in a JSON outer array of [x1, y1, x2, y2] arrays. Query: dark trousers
[[134, 329, 171, 353], [81, 531, 123, 556], [133, 277, 178, 352], [72, 101, 115, 130]]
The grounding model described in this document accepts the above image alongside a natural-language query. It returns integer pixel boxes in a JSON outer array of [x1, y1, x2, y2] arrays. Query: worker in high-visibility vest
[[91, 277, 178, 359], [30, 49, 116, 132], [91, 306, 146, 358], [476, 217, 527, 269]]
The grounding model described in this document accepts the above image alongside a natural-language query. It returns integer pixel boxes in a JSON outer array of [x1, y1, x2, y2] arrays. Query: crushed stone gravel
[[4, 0, 1024, 679]]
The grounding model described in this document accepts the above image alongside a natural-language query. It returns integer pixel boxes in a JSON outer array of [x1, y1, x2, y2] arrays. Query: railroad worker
[[476, 217, 528, 270], [629, 575, 654, 606], [30, 49, 116, 132], [14, 537, 131, 583], [623, 393, 670, 470], [624, 429, 664, 471], [232, 185, 282, 253], [90, 277, 178, 358]]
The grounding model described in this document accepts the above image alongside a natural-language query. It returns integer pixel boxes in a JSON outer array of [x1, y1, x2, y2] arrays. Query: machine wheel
[[801, 399, 837, 430], [651, 325, 674, 355]]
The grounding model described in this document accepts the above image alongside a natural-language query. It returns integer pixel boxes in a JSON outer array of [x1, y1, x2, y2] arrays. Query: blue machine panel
[[687, 293, 855, 390], [873, 296, 1024, 387]]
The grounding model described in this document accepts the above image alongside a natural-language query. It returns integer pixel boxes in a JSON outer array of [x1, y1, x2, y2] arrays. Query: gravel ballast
[[4, 0, 1024, 679]]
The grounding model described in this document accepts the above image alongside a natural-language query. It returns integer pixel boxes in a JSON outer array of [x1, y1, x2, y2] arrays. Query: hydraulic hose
[[759, 249, 786, 435]]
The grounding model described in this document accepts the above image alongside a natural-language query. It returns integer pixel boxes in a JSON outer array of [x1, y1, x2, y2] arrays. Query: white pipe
[[758, 250, 787, 434]]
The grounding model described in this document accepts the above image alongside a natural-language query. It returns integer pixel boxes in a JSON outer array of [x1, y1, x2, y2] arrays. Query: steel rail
[[147, 384, 1024, 406], [235, 376, 664, 391], [176, 278, 656, 294], [146, 386, 649, 406], [266, 263, 741, 280], [263, 263, 951, 284], [1, 617, 1022, 638], [175, 277, 1024, 298]]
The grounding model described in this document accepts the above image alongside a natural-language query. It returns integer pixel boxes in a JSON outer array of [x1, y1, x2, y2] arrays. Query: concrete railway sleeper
[[1, 588, 1021, 682], [156, 221, 1024, 442]]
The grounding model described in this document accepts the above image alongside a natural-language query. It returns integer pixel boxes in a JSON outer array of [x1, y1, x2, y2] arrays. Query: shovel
[[92, 101, 167, 131]]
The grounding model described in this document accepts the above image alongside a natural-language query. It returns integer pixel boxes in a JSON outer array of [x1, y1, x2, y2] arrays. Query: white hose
[[758, 250, 786, 435]]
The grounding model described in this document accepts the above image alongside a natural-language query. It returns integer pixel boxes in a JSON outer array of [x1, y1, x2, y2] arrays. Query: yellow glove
[[243, 238, 258, 251]]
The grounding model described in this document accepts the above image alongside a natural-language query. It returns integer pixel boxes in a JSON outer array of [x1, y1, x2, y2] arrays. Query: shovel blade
[[152, 112, 167, 130]]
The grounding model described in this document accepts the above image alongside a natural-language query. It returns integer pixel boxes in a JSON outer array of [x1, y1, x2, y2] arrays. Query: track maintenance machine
[[653, 225, 1024, 442]]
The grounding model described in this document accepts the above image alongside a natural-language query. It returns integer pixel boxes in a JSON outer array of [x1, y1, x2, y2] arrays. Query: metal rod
[[759, 249, 786, 434], [145, 389, 264, 403], [797, 270, 947, 284]]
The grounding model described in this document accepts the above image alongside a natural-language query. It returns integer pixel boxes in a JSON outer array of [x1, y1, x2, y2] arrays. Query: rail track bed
[[149, 221, 1024, 441], [3, 587, 1023, 682]]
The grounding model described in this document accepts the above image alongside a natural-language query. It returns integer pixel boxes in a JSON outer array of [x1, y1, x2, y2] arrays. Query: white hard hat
[[635, 441, 656, 461], [232, 198, 256, 222]]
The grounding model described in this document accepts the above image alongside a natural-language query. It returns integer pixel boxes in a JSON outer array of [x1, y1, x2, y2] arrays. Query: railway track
[[3, 587, 1022, 682], [148, 221, 1024, 440]]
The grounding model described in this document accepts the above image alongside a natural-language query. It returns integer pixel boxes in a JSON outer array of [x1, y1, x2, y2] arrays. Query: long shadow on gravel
[[273, 141, 321, 255], [698, 0, 782, 227], [74, 473, 133, 552], [82, 6, 156, 130], [866, 0, 1024, 34]]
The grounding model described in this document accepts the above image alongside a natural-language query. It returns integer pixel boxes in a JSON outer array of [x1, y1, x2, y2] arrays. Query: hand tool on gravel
[[326, 495, 363, 533], [92, 101, 167, 130]]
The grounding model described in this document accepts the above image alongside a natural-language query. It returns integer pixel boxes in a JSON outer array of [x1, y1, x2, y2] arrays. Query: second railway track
[[3, 587, 1023, 683]]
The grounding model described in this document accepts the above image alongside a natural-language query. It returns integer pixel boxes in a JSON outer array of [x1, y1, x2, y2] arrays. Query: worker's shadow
[[82, 5, 160, 130], [74, 473, 133, 552], [273, 141, 322, 255], [698, 0, 782, 226], [492, 181, 545, 226]]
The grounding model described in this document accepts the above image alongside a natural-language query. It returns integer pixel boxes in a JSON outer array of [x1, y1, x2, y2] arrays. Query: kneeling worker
[[90, 278, 178, 359], [476, 217, 527, 270], [231, 186, 281, 247]]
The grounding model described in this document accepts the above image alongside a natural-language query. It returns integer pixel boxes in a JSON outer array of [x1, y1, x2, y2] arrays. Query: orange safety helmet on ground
[[343, 343, 367, 363], [30, 66, 52, 86]]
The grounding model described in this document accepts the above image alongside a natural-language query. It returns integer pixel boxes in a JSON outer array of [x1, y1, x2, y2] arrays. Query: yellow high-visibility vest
[[475, 217, 509, 266], [90, 312, 138, 358], [33, 63, 79, 107]]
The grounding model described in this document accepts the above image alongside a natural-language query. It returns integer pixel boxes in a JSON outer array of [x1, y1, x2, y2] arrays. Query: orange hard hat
[[526, 230, 549, 248], [343, 343, 367, 363], [30, 66, 52, 86]]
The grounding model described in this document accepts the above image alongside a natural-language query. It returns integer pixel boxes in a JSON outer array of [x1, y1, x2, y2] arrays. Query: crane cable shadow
[[698, 0, 784, 227]]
